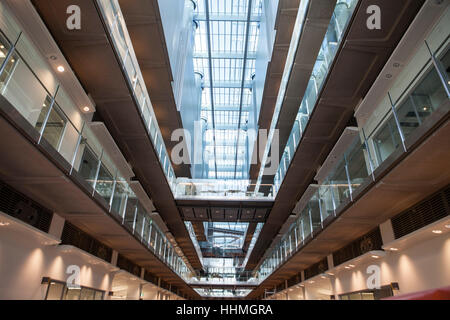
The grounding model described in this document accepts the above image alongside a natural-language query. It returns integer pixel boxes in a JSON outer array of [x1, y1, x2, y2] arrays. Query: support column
[[327, 254, 338, 300], [379, 219, 395, 245], [48, 213, 65, 239]]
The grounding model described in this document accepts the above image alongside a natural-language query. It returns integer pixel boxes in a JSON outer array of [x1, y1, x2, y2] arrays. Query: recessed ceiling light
[[327, 272, 334, 276], [432, 230, 442, 234], [389, 248, 399, 251], [83, 106, 90, 112], [348, 264, 355, 267], [309, 281, 315, 284], [444, 224, 450, 229], [0, 222, 10, 226], [57, 65, 65, 72], [344, 266, 350, 269], [371, 255, 380, 259], [0, 45, 4, 49]]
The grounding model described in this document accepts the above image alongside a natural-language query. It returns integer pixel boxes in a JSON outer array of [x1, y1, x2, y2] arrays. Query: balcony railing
[[273, 0, 359, 193], [256, 36, 450, 281], [0, 28, 194, 281], [97, 0, 177, 192], [175, 178, 274, 200]]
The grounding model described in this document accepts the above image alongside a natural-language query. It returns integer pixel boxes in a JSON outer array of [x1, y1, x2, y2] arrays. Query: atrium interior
[[0, 0, 449, 300]]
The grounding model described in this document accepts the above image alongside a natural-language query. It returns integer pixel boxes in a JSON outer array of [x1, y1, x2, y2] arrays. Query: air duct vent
[[0, 180, 52, 232], [333, 227, 383, 267], [391, 185, 450, 239], [61, 222, 112, 262], [304, 257, 328, 280], [116, 254, 141, 277]]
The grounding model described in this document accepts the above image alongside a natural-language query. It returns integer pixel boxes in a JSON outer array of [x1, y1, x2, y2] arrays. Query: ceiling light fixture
[[444, 224, 450, 229], [57, 65, 65, 72], [83, 106, 90, 112], [389, 247, 399, 251], [0, 222, 10, 226], [371, 255, 380, 259], [432, 230, 442, 234]]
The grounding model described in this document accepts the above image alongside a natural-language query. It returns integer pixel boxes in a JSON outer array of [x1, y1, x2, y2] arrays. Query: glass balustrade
[[256, 41, 449, 281], [0, 29, 193, 282], [175, 178, 274, 200], [273, 0, 359, 191], [96, 0, 177, 193]]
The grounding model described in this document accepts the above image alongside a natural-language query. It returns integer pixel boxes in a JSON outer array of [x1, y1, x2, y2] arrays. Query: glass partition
[[0, 28, 193, 281], [96, 0, 177, 193], [256, 41, 450, 282], [261, 0, 359, 193]]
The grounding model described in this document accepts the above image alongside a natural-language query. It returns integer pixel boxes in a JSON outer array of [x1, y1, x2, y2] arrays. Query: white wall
[[273, 233, 450, 300], [333, 235, 450, 297], [0, 225, 114, 300]]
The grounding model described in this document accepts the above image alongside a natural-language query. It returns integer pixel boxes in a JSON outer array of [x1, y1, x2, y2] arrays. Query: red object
[[383, 286, 450, 300]]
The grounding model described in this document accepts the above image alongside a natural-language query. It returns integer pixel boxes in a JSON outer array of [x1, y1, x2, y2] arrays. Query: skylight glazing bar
[[233, 0, 253, 179], [204, 0, 218, 178]]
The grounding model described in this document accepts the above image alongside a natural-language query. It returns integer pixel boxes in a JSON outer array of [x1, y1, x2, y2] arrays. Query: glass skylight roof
[[193, 0, 263, 180]]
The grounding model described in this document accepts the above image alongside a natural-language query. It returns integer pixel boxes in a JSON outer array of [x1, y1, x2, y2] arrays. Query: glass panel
[[440, 48, 450, 80], [300, 207, 311, 239], [123, 194, 138, 231], [79, 288, 95, 300], [373, 116, 402, 164], [35, 98, 67, 151], [94, 291, 104, 300], [46, 282, 64, 300], [149, 222, 156, 249], [57, 121, 80, 164], [63, 287, 81, 300], [134, 204, 145, 238], [319, 182, 334, 221], [95, 162, 114, 203], [407, 66, 447, 121], [1, 53, 51, 127], [111, 177, 128, 216], [77, 145, 100, 187], [309, 192, 322, 233], [142, 217, 151, 244], [349, 292, 362, 300], [0, 33, 11, 69], [345, 136, 372, 192], [328, 157, 350, 207], [361, 292, 375, 300]]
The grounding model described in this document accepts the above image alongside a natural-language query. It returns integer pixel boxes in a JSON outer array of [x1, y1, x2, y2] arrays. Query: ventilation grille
[[0, 180, 52, 232], [61, 222, 112, 262], [275, 282, 285, 293], [287, 273, 301, 288], [144, 270, 158, 285], [333, 227, 383, 267], [160, 279, 170, 291], [116, 254, 141, 277], [304, 258, 328, 280], [392, 185, 450, 239]]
